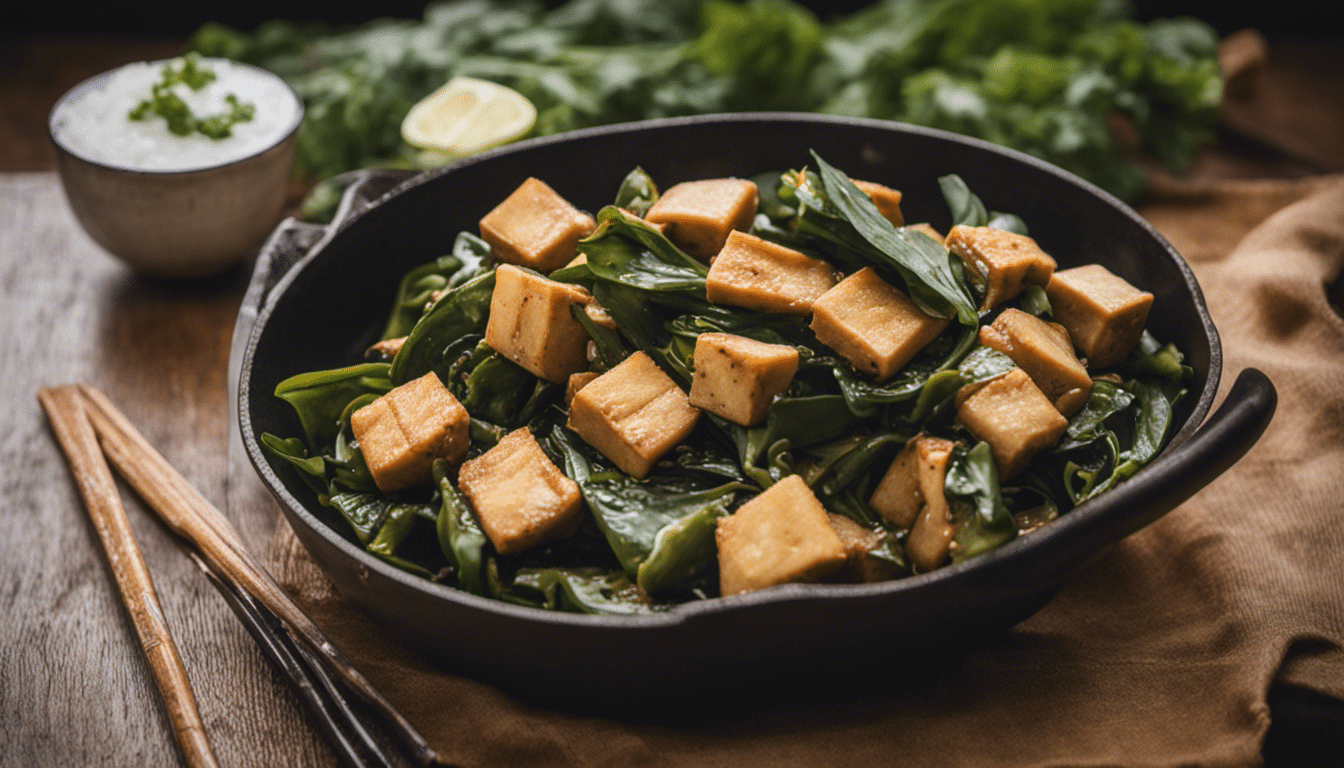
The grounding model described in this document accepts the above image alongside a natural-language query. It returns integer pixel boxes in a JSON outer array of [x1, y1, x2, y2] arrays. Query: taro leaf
[[328, 491, 396, 545], [938, 173, 1030, 235], [905, 344, 1013, 425], [636, 498, 732, 596], [945, 442, 1017, 562], [613, 166, 660, 217], [579, 205, 708, 290], [434, 460, 488, 596], [752, 169, 796, 222], [744, 395, 859, 479], [380, 255, 457, 341], [580, 475, 745, 580], [824, 322, 979, 418], [939, 174, 989, 228], [1056, 378, 1134, 452], [554, 427, 745, 580], [1128, 330, 1191, 383], [259, 433, 328, 496], [812, 152, 977, 324], [501, 568, 654, 615], [810, 432, 908, 504], [986, 211, 1028, 235], [390, 270, 496, 385], [368, 503, 434, 556], [274, 363, 393, 451], [459, 351, 545, 428], [1018, 285, 1052, 317]]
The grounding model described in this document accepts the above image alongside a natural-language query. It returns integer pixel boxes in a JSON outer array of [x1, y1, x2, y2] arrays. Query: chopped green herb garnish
[[128, 52, 255, 140]]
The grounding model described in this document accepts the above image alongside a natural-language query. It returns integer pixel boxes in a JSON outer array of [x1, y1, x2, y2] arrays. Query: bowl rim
[[239, 111, 1222, 631], [47, 55, 305, 176]]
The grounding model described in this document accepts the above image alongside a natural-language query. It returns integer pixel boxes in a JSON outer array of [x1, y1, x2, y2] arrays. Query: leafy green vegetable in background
[[190, 0, 1221, 201]]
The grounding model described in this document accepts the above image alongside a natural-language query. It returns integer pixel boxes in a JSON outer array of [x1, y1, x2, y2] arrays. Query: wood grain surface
[[1, 30, 1341, 768], [0, 176, 338, 767]]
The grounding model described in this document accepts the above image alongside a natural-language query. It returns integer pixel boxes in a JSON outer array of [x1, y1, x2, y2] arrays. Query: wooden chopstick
[[74, 384, 441, 768], [190, 551, 395, 768], [38, 386, 221, 768]]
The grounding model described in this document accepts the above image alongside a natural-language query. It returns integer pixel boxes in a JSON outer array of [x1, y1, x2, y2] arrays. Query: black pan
[[237, 114, 1275, 710]]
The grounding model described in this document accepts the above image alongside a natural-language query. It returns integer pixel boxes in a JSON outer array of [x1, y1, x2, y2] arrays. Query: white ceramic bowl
[[48, 57, 303, 279]]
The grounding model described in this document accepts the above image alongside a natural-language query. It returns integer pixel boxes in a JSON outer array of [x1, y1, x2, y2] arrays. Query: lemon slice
[[401, 76, 537, 156]]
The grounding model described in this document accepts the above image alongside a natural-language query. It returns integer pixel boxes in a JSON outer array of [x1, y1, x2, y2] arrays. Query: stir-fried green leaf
[[945, 442, 1017, 562]]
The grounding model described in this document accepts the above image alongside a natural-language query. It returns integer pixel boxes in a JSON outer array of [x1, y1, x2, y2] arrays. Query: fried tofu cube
[[564, 371, 599, 406], [852, 179, 904, 227], [457, 428, 584, 556], [979, 308, 1093, 416], [383, 371, 470, 465], [351, 372, 470, 494], [705, 230, 837, 315], [809, 267, 950, 382], [350, 398, 430, 494], [479, 177, 597, 273], [1045, 264, 1154, 370], [946, 225, 1056, 311], [644, 178, 757, 261], [566, 351, 700, 479], [904, 438, 956, 573], [906, 223, 945, 246], [688, 332, 799, 427], [716, 474, 847, 596], [828, 514, 901, 583], [957, 368, 1067, 480], [485, 264, 592, 384], [867, 435, 948, 528]]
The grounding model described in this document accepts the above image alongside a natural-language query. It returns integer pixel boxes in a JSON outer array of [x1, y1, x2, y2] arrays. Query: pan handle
[[1132, 367, 1277, 521], [992, 367, 1277, 586]]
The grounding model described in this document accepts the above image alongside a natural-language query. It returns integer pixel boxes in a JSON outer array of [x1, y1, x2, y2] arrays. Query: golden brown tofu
[[457, 428, 584, 556], [716, 474, 847, 596], [583, 300, 617, 330], [564, 371, 600, 406], [828, 513, 901, 583], [905, 438, 955, 573], [644, 178, 757, 261], [567, 351, 700, 479], [869, 439, 923, 529], [979, 308, 1093, 416], [809, 267, 950, 382], [479, 177, 597, 273], [383, 371, 470, 466], [365, 336, 406, 362], [1045, 265, 1154, 370], [351, 372, 470, 493], [905, 223, 945, 245], [705, 230, 837, 315], [485, 264, 592, 384], [852, 179, 904, 227], [946, 225, 1057, 311], [688, 332, 799, 427], [957, 368, 1068, 480], [350, 397, 431, 494]]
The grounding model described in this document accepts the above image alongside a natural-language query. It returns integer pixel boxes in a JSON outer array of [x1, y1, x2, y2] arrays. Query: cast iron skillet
[[238, 114, 1276, 710]]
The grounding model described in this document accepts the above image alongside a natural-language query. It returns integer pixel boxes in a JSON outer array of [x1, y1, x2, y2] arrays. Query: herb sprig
[[128, 53, 256, 140]]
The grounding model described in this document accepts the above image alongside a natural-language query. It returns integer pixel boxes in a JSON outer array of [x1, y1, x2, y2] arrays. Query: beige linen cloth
[[254, 175, 1344, 767]]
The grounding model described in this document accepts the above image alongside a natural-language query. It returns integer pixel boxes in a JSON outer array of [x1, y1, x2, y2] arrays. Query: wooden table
[[2, 30, 1341, 768]]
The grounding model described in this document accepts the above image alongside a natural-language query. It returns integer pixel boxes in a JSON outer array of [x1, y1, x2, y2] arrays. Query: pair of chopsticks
[[39, 385, 441, 768]]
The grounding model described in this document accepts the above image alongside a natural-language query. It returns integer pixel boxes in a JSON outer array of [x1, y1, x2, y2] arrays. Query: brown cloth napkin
[[250, 175, 1344, 767]]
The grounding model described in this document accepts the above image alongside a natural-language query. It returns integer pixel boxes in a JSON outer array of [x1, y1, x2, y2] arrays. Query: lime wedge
[[401, 76, 537, 156]]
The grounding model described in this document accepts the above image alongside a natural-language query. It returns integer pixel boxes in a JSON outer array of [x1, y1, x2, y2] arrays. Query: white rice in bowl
[[50, 57, 302, 173]]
